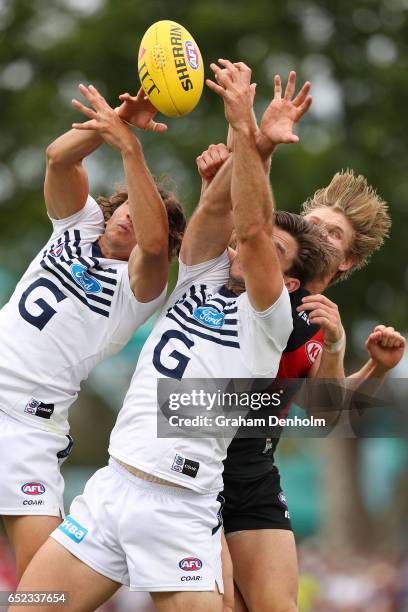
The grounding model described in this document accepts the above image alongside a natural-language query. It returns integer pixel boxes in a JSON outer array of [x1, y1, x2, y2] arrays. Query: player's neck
[[98, 236, 129, 261], [304, 276, 329, 294]]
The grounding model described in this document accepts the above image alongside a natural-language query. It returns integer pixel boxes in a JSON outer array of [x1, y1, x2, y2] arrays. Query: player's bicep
[[44, 160, 89, 220], [128, 245, 168, 303], [239, 231, 284, 312], [180, 206, 233, 266]]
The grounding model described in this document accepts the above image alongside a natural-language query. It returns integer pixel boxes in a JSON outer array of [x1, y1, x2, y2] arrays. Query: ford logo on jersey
[[193, 307, 225, 329], [179, 557, 202, 571], [21, 482, 45, 495], [70, 264, 102, 294]]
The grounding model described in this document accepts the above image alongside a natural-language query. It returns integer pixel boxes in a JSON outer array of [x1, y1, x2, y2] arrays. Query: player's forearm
[[231, 127, 273, 241], [199, 155, 233, 213], [314, 348, 345, 379], [122, 143, 168, 256], [348, 358, 389, 380], [255, 129, 277, 163], [46, 128, 103, 167]]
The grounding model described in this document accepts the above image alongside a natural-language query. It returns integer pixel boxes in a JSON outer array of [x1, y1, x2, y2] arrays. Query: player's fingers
[[301, 294, 338, 310], [274, 74, 282, 99], [292, 81, 311, 107], [282, 134, 300, 144], [217, 143, 231, 162], [250, 82, 257, 104], [306, 308, 331, 320], [297, 96, 313, 119], [308, 316, 330, 327], [297, 301, 332, 314], [232, 61, 252, 79], [284, 70, 297, 100], [218, 58, 239, 72], [381, 328, 397, 348], [72, 120, 98, 130], [373, 325, 387, 333], [368, 331, 383, 342], [146, 120, 168, 133], [208, 144, 225, 164], [72, 99, 97, 119], [206, 79, 226, 97]]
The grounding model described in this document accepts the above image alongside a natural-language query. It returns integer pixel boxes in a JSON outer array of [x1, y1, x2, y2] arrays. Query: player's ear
[[284, 276, 300, 293], [338, 255, 355, 272]]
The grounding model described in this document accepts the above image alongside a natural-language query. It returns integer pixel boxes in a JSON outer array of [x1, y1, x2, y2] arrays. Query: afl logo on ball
[[21, 482, 46, 495], [306, 340, 323, 364], [179, 557, 202, 571], [184, 41, 199, 70]]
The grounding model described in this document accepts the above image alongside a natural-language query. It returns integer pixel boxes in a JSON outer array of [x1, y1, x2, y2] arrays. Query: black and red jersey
[[223, 286, 323, 480]]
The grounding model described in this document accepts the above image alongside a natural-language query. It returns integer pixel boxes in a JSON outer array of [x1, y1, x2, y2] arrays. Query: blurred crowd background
[[0, 0, 407, 609]]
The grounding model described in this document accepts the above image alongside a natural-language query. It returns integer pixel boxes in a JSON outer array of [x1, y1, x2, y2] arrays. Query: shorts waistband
[[108, 458, 200, 499]]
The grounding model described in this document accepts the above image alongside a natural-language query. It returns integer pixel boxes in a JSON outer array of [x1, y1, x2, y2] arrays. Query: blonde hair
[[301, 170, 391, 283]]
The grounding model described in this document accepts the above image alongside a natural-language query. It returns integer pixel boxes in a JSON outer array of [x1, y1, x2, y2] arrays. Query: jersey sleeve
[[237, 286, 293, 376], [48, 196, 105, 240], [176, 250, 230, 289], [108, 265, 168, 345]]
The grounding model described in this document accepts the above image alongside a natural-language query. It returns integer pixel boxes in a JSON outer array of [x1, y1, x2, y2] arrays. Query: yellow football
[[138, 20, 204, 117]]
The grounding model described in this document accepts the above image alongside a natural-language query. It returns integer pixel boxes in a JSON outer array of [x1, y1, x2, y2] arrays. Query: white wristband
[[323, 328, 346, 354]]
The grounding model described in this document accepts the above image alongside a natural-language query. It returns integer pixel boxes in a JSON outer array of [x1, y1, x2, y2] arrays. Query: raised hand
[[196, 143, 231, 188], [72, 84, 139, 152], [206, 59, 256, 132], [116, 88, 168, 133], [365, 325, 406, 371], [259, 71, 311, 147], [298, 294, 344, 349]]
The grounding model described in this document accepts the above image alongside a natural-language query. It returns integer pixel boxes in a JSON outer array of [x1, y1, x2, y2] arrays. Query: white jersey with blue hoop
[[109, 250, 293, 494], [0, 196, 166, 435]]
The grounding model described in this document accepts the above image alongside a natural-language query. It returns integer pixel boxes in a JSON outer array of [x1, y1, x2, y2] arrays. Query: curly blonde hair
[[301, 170, 391, 283]]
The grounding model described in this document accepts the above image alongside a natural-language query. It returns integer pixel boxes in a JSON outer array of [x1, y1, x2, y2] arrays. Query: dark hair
[[97, 185, 186, 260], [274, 211, 339, 285]]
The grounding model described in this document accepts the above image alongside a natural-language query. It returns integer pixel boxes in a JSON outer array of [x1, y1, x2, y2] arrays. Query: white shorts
[[0, 409, 73, 517], [51, 459, 224, 593]]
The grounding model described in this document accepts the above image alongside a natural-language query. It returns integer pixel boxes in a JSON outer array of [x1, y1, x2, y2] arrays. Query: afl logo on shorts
[[278, 491, 287, 506], [306, 340, 323, 364], [21, 482, 46, 495], [179, 558, 202, 571]]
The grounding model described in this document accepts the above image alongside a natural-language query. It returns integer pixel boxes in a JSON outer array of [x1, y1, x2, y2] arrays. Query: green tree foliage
[[1, 0, 407, 367]]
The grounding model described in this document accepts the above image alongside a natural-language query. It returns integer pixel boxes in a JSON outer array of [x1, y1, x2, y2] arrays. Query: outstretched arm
[[44, 86, 167, 220], [207, 59, 283, 311], [72, 85, 168, 302], [179, 143, 234, 266], [349, 325, 405, 380]]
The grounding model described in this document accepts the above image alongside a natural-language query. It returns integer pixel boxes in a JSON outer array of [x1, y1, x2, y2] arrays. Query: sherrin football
[[138, 20, 204, 117]]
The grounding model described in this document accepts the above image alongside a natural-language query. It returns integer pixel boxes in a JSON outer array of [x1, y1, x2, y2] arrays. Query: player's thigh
[[14, 538, 120, 612], [228, 529, 298, 611], [221, 530, 234, 612], [3, 515, 61, 580], [151, 589, 223, 612], [234, 584, 249, 612]]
